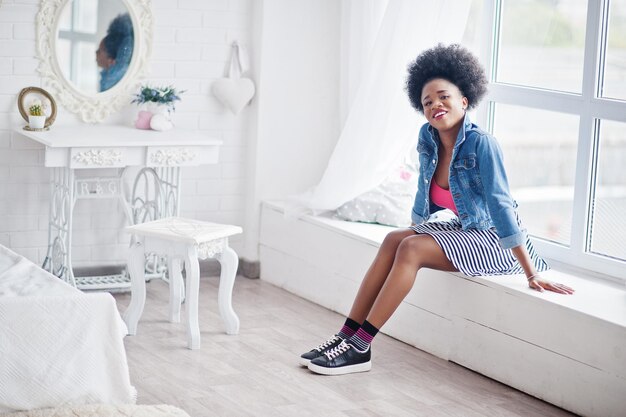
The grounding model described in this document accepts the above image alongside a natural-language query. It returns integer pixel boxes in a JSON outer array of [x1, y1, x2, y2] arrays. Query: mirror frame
[[36, 0, 153, 123]]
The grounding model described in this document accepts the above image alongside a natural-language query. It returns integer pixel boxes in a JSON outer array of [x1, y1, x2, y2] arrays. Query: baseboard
[[238, 258, 260, 279], [74, 265, 126, 277], [198, 258, 260, 279], [73, 258, 260, 280]]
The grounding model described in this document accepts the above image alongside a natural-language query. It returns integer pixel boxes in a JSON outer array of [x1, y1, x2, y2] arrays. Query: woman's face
[[421, 78, 468, 135], [96, 40, 115, 69]]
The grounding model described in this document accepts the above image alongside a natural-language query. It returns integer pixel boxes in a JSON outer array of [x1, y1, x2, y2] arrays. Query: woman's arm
[[411, 125, 432, 226], [474, 135, 525, 249], [474, 134, 574, 294], [511, 245, 574, 294]]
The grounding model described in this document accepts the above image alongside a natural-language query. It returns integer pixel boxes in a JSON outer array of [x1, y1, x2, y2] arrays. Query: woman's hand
[[511, 247, 574, 294], [528, 275, 575, 294]]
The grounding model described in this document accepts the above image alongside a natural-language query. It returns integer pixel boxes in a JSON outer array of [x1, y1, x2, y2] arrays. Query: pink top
[[430, 181, 458, 215]]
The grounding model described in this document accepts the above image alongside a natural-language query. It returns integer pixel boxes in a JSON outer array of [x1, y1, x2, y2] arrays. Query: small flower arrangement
[[131, 85, 185, 113], [29, 103, 43, 116], [27, 98, 48, 129], [28, 98, 49, 116]]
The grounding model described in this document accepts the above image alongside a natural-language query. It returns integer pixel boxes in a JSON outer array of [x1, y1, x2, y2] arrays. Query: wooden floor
[[113, 276, 577, 417]]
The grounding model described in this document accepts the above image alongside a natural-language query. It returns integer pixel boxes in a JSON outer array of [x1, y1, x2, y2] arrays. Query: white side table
[[14, 125, 222, 291], [123, 217, 242, 349]]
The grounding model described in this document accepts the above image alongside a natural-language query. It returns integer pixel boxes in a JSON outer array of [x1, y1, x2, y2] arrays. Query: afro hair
[[103, 13, 134, 60], [406, 44, 487, 113], [107, 13, 133, 38]]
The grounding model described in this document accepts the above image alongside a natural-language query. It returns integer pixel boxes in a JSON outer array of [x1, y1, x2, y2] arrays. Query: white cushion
[[335, 164, 418, 227]]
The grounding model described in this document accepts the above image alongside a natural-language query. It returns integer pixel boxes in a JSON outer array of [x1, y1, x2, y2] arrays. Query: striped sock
[[348, 320, 379, 352], [337, 317, 361, 340]]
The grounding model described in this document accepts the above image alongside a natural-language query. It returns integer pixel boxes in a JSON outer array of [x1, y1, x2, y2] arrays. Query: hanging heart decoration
[[212, 41, 256, 115], [212, 78, 255, 115]]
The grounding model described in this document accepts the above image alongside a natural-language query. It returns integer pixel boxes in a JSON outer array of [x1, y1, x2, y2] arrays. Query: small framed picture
[[17, 87, 57, 129]]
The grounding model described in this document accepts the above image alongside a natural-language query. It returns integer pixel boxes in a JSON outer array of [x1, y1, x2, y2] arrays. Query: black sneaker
[[307, 340, 371, 375], [299, 335, 344, 366]]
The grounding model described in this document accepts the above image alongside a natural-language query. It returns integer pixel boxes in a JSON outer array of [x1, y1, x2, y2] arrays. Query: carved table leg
[[184, 245, 201, 349], [123, 237, 147, 335], [168, 255, 183, 323], [216, 243, 240, 335], [42, 167, 76, 287]]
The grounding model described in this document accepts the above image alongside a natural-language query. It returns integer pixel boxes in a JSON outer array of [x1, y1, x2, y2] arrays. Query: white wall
[[0, 0, 254, 266], [242, 0, 341, 260], [0, 0, 341, 268]]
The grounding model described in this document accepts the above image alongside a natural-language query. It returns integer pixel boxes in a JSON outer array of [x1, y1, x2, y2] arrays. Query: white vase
[[140, 103, 173, 131], [28, 115, 46, 129]]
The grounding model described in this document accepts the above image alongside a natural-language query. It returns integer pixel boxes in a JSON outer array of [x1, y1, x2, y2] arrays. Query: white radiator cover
[[259, 201, 626, 417]]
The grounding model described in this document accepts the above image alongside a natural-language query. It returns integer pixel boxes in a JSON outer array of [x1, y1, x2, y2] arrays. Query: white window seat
[[259, 200, 626, 417]]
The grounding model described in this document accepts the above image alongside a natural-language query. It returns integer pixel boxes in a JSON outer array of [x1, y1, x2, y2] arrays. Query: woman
[[96, 13, 134, 92], [301, 44, 574, 376]]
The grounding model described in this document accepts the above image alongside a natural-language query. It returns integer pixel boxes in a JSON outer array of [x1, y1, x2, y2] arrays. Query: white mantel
[[16, 125, 222, 169]]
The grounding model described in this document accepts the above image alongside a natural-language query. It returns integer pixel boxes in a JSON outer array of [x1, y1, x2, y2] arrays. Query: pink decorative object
[[135, 110, 153, 129], [400, 170, 412, 181]]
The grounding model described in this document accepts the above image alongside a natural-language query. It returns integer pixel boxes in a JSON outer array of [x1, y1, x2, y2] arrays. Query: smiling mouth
[[432, 110, 447, 120]]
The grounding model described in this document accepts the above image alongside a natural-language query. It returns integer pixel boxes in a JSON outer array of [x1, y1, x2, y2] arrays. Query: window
[[475, 0, 626, 282], [601, 0, 626, 100], [590, 119, 626, 261], [492, 104, 579, 246], [498, 0, 587, 93], [57, 0, 99, 92]]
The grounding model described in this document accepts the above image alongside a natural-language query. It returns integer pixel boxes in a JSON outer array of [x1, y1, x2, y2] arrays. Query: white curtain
[[339, 0, 388, 125], [292, 0, 471, 214]]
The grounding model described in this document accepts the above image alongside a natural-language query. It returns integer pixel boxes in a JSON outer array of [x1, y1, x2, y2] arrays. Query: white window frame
[[475, 0, 626, 283], [57, 0, 98, 86]]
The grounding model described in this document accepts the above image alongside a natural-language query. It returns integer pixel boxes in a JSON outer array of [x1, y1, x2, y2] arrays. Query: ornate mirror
[[36, 0, 153, 123]]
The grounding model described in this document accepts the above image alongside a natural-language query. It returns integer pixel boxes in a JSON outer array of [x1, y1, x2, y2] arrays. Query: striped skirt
[[410, 217, 549, 277]]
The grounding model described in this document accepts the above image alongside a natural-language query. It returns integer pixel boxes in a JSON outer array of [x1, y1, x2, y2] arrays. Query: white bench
[[259, 200, 626, 417], [123, 217, 242, 349]]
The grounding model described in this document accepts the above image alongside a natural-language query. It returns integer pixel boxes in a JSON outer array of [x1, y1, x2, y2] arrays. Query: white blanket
[[0, 245, 136, 412], [0, 246, 78, 298]]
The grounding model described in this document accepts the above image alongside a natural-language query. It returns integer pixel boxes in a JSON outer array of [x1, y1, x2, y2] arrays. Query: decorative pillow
[[335, 163, 418, 227]]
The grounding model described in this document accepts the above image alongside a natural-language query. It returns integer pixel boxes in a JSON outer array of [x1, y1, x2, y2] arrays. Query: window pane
[[75, 0, 98, 33], [602, 0, 626, 100], [462, 0, 486, 57], [497, 0, 587, 93], [57, 38, 72, 83], [58, 2, 72, 32], [492, 104, 579, 245], [589, 120, 626, 261], [76, 42, 98, 94]]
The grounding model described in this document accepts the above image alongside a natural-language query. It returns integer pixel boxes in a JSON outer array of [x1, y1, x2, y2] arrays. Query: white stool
[[123, 217, 242, 349]]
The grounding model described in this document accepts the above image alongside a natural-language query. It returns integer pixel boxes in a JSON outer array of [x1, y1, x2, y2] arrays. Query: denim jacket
[[411, 114, 525, 250]]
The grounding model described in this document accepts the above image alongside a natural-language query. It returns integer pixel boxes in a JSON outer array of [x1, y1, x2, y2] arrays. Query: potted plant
[[28, 100, 47, 129], [132, 85, 184, 130]]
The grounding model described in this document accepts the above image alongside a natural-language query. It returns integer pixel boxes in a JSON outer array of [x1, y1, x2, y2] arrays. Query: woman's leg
[[307, 234, 457, 375], [306, 233, 459, 374], [366, 234, 457, 329], [300, 230, 416, 366], [347, 228, 417, 323]]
